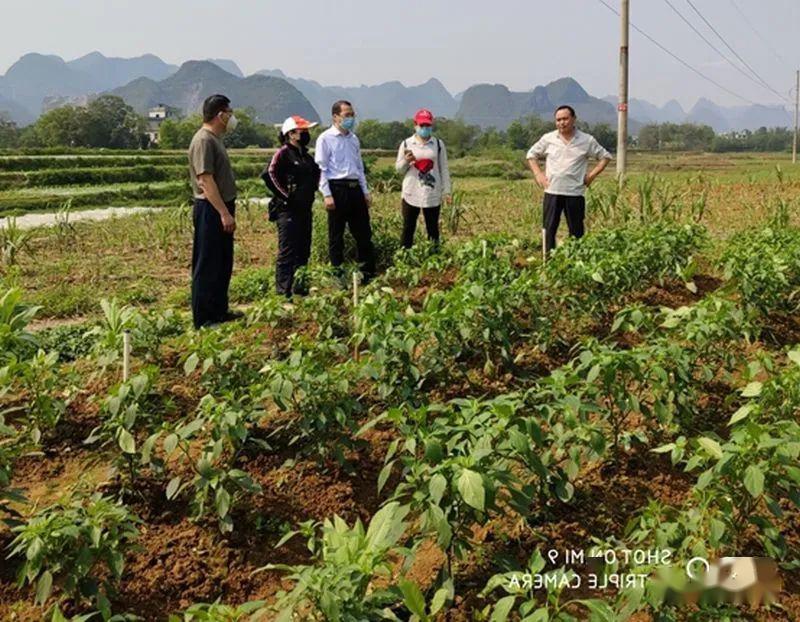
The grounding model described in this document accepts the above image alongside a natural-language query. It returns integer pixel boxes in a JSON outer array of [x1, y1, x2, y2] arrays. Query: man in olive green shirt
[[188, 93, 242, 328]]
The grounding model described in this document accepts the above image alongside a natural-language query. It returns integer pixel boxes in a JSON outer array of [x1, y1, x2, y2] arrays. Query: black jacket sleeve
[[260, 147, 290, 200]]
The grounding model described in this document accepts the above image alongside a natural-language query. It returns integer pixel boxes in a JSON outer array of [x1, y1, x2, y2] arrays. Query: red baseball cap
[[414, 109, 434, 125]]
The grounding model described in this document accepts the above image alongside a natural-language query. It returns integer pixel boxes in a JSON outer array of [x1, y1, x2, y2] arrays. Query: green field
[[0, 149, 799, 621]]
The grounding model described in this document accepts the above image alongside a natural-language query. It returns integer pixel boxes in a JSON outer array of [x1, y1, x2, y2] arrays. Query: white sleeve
[[590, 136, 612, 160], [395, 140, 410, 174], [315, 134, 332, 197], [526, 136, 547, 160]]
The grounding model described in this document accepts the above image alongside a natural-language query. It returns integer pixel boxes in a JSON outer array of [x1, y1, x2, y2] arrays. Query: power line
[[728, 0, 787, 66], [661, 0, 775, 94], [594, 0, 759, 105], [685, 0, 789, 103]]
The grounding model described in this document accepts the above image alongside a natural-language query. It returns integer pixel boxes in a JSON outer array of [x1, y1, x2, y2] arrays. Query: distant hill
[[0, 53, 97, 122], [686, 98, 791, 132], [67, 51, 178, 90], [602, 96, 686, 124], [603, 94, 791, 132], [457, 77, 632, 130], [257, 70, 459, 121], [207, 59, 244, 78], [0, 50, 793, 133], [110, 61, 319, 124], [0, 90, 35, 126]]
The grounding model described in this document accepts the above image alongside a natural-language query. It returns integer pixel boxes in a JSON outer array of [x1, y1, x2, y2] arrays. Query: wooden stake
[[352, 272, 360, 362], [122, 330, 131, 382], [541, 228, 547, 263]]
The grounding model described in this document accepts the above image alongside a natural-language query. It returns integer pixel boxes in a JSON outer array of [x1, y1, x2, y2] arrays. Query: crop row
[[1, 223, 798, 620], [0, 162, 268, 190]]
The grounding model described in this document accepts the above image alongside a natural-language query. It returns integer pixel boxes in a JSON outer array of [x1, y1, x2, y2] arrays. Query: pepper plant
[[257, 502, 418, 621], [8, 491, 140, 620], [369, 397, 536, 582]]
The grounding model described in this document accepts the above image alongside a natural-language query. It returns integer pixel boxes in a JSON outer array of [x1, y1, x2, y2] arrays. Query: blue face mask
[[417, 126, 432, 139], [340, 116, 356, 131]]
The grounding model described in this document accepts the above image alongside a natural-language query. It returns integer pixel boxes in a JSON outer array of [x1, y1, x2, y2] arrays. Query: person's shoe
[[221, 310, 245, 323]]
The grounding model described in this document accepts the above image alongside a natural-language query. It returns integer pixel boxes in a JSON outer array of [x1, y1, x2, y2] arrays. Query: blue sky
[[2, 0, 798, 108]]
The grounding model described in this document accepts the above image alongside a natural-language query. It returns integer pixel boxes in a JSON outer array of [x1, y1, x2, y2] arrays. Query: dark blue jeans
[[191, 198, 235, 328]]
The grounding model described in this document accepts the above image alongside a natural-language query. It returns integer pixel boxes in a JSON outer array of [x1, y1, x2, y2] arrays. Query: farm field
[[0, 148, 799, 621]]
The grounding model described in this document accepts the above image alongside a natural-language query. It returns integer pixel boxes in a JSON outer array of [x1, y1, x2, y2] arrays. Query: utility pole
[[793, 69, 798, 164], [616, 0, 630, 178]]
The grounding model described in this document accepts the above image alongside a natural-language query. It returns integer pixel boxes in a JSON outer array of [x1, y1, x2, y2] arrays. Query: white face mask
[[224, 113, 238, 132]]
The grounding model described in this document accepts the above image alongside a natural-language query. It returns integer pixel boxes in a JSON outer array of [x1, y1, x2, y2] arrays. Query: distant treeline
[[0, 100, 795, 154]]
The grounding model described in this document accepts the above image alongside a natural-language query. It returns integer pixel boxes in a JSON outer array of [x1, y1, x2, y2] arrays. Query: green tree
[[434, 118, 481, 156], [505, 120, 530, 150], [159, 109, 273, 149], [356, 119, 413, 149], [158, 115, 202, 149], [223, 109, 273, 148], [23, 106, 86, 148], [0, 117, 19, 148], [83, 95, 146, 149], [16, 96, 147, 149]]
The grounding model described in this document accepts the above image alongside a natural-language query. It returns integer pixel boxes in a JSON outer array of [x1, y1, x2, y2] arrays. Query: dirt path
[[0, 206, 163, 230]]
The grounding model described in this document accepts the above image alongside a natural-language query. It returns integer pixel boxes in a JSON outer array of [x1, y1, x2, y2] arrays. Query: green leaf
[[787, 349, 800, 366], [709, 518, 726, 545], [728, 403, 755, 425], [430, 586, 449, 615], [652, 443, 675, 454], [183, 352, 199, 375], [578, 598, 617, 622], [491, 595, 516, 621], [696, 469, 714, 490], [117, 428, 136, 454], [740, 381, 762, 397], [744, 465, 765, 498], [163, 433, 179, 455], [785, 466, 800, 485], [377, 460, 395, 494], [216, 487, 231, 518], [521, 610, 549, 622], [35, 570, 53, 604], [399, 579, 427, 617], [457, 469, 485, 512], [591, 271, 604, 283], [429, 473, 447, 505], [698, 437, 723, 460], [166, 476, 181, 500]]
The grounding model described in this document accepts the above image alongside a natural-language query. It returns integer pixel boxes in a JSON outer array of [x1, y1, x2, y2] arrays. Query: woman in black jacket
[[261, 115, 320, 297]]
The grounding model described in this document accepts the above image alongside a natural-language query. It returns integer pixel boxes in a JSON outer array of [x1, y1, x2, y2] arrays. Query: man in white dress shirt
[[526, 105, 612, 253], [314, 100, 376, 282]]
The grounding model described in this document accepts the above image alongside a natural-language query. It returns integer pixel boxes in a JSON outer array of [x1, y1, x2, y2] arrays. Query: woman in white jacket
[[395, 108, 452, 248]]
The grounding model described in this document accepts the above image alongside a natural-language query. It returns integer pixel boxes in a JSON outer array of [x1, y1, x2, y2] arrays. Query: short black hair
[[203, 94, 231, 122], [555, 104, 576, 118], [332, 100, 352, 117]]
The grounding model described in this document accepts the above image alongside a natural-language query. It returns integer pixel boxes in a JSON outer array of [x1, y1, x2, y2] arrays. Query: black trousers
[[275, 204, 312, 297], [328, 180, 376, 279], [401, 200, 441, 248], [191, 198, 235, 328], [542, 193, 585, 253]]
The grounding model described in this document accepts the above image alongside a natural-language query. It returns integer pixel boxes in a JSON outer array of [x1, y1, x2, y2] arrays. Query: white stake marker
[[352, 272, 360, 362], [122, 330, 131, 382], [541, 228, 547, 263]]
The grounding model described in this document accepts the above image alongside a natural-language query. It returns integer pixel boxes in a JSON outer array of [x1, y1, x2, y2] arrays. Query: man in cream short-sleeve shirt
[[526, 105, 612, 252]]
